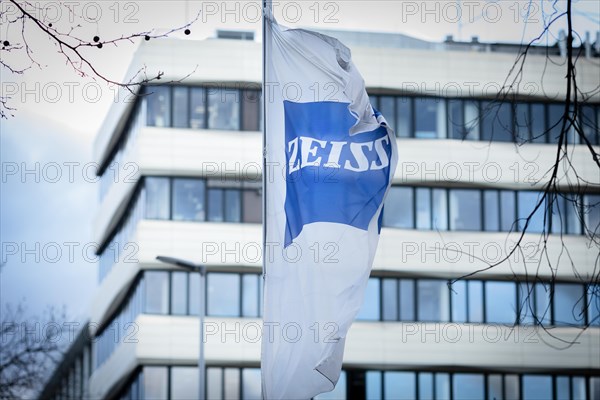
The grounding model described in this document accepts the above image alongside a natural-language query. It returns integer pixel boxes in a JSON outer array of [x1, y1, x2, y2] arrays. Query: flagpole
[[261, 1, 269, 398]]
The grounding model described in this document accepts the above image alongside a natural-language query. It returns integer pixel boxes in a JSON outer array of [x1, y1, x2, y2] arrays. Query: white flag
[[261, 14, 398, 399]]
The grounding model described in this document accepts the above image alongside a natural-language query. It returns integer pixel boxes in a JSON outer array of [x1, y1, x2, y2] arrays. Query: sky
[[1, 0, 599, 323]]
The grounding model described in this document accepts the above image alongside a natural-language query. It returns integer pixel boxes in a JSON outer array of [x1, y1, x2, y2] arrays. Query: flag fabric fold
[[261, 14, 398, 399]]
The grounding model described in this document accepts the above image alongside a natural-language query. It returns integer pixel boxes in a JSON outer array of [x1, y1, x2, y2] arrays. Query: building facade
[[40, 30, 600, 400]]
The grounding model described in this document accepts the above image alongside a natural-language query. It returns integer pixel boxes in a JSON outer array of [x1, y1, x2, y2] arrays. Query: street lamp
[[156, 255, 206, 399]]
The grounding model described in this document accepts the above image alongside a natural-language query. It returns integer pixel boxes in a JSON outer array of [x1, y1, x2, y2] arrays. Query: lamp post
[[156, 255, 206, 399]]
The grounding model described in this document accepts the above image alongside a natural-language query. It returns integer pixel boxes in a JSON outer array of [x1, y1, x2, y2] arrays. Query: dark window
[[225, 189, 242, 222], [190, 87, 206, 129], [384, 187, 414, 228], [241, 89, 260, 131], [415, 98, 444, 138], [145, 177, 170, 219], [449, 189, 482, 231], [172, 179, 206, 222], [581, 105, 599, 145], [584, 194, 600, 237], [243, 189, 262, 223], [484, 190, 500, 231], [207, 273, 240, 317], [208, 188, 224, 222], [553, 283, 585, 325], [417, 280, 449, 322], [396, 97, 412, 138], [172, 86, 190, 128], [530, 103, 546, 143], [514, 102, 530, 143], [146, 86, 171, 127], [547, 103, 565, 143], [500, 190, 516, 231], [399, 279, 415, 321], [588, 284, 600, 327], [379, 96, 396, 133], [535, 282, 551, 325], [481, 101, 513, 142], [208, 88, 240, 130], [447, 99, 466, 139], [382, 278, 399, 321]]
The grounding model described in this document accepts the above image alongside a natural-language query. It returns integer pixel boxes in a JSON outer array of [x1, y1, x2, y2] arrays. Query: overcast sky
[[1, 0, 598, 322]]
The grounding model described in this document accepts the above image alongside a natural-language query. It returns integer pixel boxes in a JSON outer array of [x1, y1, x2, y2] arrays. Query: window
[[146, 86, 171, 127], [418, 373, 433, 400], [584, 195, 600, 236], [207, 368, 223, 399], [517, 191, 545, 233], [366, 371, 382, 400], [432, 189, 448, 230], [447, 99, 465, 139], [417, 280, 449, 322], [357, 278, 380, 320], [468, 281, 484, 323], [481, 101, 512, 142], [464, 101, 480, 140], [485, 281, 517, 324], [189, 272, 200, 316], [523, 375, 553, 400], [416, 188, 432, 229], [190, 87, 206, 129], [241, 89, 260, 131], [487, 374, 503, 400], [514, 102, 530, 143], [208, 88, 240, 130], [171, 271, 188, 315], [384, 372, 415, 400], [382, 278, 399, 321], [173, 86, 190, 128], [553, 283, 585, 325], [500, 190, 516, 231], [396, 97, 412, 138], [449, 189, 482, 231], [223, 368, 240, 399], [453, 374, 484, 400], [383, 187, 413, 228], [399, 279, 415, 321], [379, 96, 396, 133], [484, 190, 500, 231], [145, 271, 169, 314], [242, 274, 259, 318], [143, 366, 168, 400], [243, 189, 262, 223], [547, 103, 564, 143], [242, 369, 261, 400], [172, 179, 206, 221], [170, 367, 198, 400], [207, 273, 241, 317], [588, 285, 600, 327], [451, 280, 467, 323], [145, 177, 170, 219], [530, 103, 546, 143], [535, 282, 551, 325], [225, 190, 242, 222], [415, 97, 445, 138], [208, 189, 225, 222], [581, 104, 599, 145]]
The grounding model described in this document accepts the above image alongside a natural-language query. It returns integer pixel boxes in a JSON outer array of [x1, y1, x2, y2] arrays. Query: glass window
[[225, 189, 242, 222], [484, 190, 500, 231], [207, 273, 241, 317], [208, 88, 240, 130], [518, 282, 535, 325], [173, 86, 189, 128], [523, 375, 552, 400], [514, 102, 530, 143], [435, 373, 450, 400], [591, 377, 600, 400], [396, 97, 412, 138], [415, 97, 445, 138], [366, 371, 382, 400], [588, 285, 600, 327], [464, 101, 480, 140], [451, 280, 467, 323], [485, 281, 517, 324], [566, 194, 582, 235], [382, 278, 399, 321], [384, 372, 415, 400], [172, 179, 206, 221], [400, 279, 415, 321], [432, 189, 448, 230], [416, 188, 431, 229], [208, 189, 224, 222], [243, 189, 262, 223], [481, 101, 513, 142], [504, 375, 520, 400], [535, 282, 551, 325], [143, 366, 168, 400], [241, 89, 260, 131], [417, 280, 449, 322], [584, 195, 600, 237], [468, 281, 484, 323], [207, 368, 222, 400], [242, 274, 259, 318], [449, 189, 482, 231], [488, 374, 503, 400], [379, 96, 396, 133], [447, 99, 465, 139], [517, 191, 545, 233], [145, 177, 170, 220], [453, 374, 484, 400], [530, 103, 546, 143], [171, 366, 198, 400], [315, 371, 346, 400], [370, 95, 380, 110], [556, 376, 570, 400], [572, 376, 586, 400], [357, 278, 380, 320], [146, 86, 171, 127], [242, 368, 261, 400], [144, 271, 169, 314], [500, 190, 516, 231], [189, 272, 200, 316], [190, 87, 206, 129], [171, 271, 188, 315], [581, 104, 599, 145], [383, 187, 414, 229], [224, 368, 240, 400], [551, 194, 566, 234], [554, 283, 585, 325], [547, 103, 564, 143], [418, 373, 433, 400]]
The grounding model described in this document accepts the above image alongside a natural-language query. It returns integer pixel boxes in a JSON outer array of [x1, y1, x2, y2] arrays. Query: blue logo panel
[[284, 101, 392, 246]]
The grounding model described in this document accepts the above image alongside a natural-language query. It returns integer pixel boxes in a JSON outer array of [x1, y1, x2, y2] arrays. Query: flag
[[261, 13, 398, 399]]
